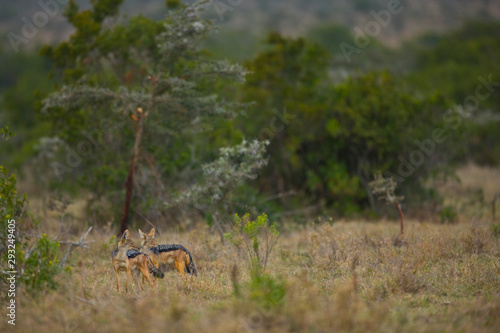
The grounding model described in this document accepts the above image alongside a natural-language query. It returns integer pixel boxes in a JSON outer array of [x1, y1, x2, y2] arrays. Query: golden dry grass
[[4, 164, 500, 333], [2, 218, 499, 333], [456, 164, 500, 202]]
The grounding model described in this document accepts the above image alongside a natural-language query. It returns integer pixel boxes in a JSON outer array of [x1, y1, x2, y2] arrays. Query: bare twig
[[75, 296, 96, 306], [394, 202, 404, 236], [59, 226, 93, 267], [351, 254, 359, 293], [260, 191, 297, 203], [212, 212, 225, 245], [133, 208, 157, 230], [493, 193, 500, 222], [369, 174, 405, 237]]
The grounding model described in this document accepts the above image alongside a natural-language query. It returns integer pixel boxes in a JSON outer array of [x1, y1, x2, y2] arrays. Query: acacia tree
[[41, 0, 253, 233]]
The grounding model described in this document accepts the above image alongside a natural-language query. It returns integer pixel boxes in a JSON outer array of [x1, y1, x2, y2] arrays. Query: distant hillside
[[2, 0, 500, 53], [220, 0, 500, 46]]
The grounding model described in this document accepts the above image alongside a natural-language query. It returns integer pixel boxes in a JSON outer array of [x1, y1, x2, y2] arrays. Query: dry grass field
[[4, 165, 500, 333]]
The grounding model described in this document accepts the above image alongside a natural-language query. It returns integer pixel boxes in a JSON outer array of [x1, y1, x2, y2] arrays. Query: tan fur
[[139, 228, 194, 278], [111, 230, 156, 292]]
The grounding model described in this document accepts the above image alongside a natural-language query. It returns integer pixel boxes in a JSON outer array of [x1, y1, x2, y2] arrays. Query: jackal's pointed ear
[[149, 228, 155, 237], [121, 229, 130, 241], [138, 229, 146, 240]]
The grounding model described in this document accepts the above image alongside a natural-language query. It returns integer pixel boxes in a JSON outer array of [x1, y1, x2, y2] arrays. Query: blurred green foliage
[[0, 46, 52, 169], [440, 205, 458, 224], [241, 34, 453, 215], [409, 21, 500, 166], [1, 0, 499, 223], [248, 268, 285, 311]]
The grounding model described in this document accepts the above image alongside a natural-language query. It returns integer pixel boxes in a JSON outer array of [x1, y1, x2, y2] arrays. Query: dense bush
[[242, 35, 454, 215], [410, 21, 500, 167]]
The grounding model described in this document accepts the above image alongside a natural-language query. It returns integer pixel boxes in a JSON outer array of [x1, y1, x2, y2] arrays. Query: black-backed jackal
[[139, 228, 198, 278], [111, 229, 164, 292]]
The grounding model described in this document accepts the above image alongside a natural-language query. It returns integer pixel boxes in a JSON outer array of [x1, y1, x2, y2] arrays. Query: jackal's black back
[[153, 244, 198, 275], [157, 244, 190, 254], [126, 249, 142, 258]]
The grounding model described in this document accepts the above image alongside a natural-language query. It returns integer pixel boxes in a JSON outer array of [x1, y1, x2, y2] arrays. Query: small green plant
[[1, 128, 28, 282], [18, 234, 62, 291], [0, 166, 28, 256], [225, 213, 279, 270], [491, 224, 500, 238], [440, 205, 458, 224], [102, 235, 117, 252], [248, 268, 285, 311], [0, 125, 14, 140], [1, 127, 28, 258]]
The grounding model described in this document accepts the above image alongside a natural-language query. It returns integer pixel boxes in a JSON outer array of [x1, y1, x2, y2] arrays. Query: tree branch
[[59, 226, 93, 267]]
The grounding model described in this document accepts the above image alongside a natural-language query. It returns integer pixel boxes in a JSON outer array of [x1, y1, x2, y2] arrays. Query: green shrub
[[248, 268, 285, 311], [225, 213, 279, 270], [492, 225, 500, 238], [18, 234, 62, 291], [440, 205, 458, 224]]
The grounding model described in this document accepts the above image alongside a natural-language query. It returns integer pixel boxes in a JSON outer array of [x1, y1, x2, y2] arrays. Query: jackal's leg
[[115, 269, 120, 292], [125, 267, 132, 293], [175, 259, 186, 278], [139, 265, 156, 288], [130, 263, 147, 289], [131, 268, 143, 291]]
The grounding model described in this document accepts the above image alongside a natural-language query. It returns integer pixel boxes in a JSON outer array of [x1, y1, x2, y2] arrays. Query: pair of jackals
[[111, 228, 198, 292]]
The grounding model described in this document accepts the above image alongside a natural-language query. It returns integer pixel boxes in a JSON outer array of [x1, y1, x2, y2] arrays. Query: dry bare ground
[[4, 166, 500, 333]]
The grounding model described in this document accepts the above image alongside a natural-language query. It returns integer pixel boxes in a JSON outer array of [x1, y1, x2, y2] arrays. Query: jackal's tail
[[145, 254, 164, 279], [185, 250, 198, 276]]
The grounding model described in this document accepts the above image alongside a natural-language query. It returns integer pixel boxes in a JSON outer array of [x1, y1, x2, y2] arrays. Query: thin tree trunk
[[493, 193, 499, 222], [212, 212, 225, 245], [120, 114, 145, 235], [119, 79, 156, 235], [353, 151, 376, 212], [394, 201, 404, 236]]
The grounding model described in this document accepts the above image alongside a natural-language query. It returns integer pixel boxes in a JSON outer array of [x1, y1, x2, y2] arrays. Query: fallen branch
[[133, 208, 156, 230], [74, 296, 97, 306], [59, 226, 93, 268]]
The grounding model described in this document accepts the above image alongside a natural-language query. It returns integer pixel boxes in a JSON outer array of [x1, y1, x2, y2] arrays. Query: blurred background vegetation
[[1, 0, 499, 229]]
